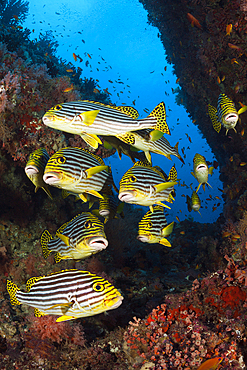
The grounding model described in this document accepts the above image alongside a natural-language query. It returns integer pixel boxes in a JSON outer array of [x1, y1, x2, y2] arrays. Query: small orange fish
[[241, 128, 244, 136], [176, 78, 180, 83], [66, 69, 73, 72], [226, 24, 232, 36], [217, 76, 221, 84], [192, 119, 197, 123], [164, 66, 167, 71], [143, 108, 149, 113], [108, 80, 113, 83], [231, 233, 241, 239], [231, 58, 239, 64], [240, 162, 247, 166], [228, 42, 241, 50], [87, 53, 92, 59], [215, 196, 221, 200], [176, 216, 180, 222], [13, 15, 19, 20], [63, 85, 74, 93], [222, 231, 231, 238], [180, 231, 185, 235], [93, 88, 100, 94], [73, 53, 77, 61], [197, 357, 223, 370], [187, 13, 202, 30]]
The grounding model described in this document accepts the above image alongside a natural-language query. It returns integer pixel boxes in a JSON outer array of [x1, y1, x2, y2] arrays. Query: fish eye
[[57, 156, 66, 164], [54, 104, 62, 110], [129, 175, 136, 182], [84, 221, 92, 229], [93, 282, 104, 292]]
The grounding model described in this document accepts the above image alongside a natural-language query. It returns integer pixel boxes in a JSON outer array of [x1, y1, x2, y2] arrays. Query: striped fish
[[7, 269, 123, 322], [43, 147, 116, 200], [191, 153, 214, 192], [42, 100, 170, 149], [25, 148, 52, 199], [40, 212, 108, 262], [137, 205, 174, 247], [116, 129, 184, 164], [186, 191, 201, 215], [118, 161, 178, 211], [92, 193, 124, 223], [208, 93, 247, 135]]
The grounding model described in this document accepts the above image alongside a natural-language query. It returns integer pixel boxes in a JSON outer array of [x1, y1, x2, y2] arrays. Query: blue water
[[24, 0, 223, 223]]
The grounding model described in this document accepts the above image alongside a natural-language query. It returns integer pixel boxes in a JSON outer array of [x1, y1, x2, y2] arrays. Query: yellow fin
[[79, 193, 88, 202], [208, 166, 214, 175], [144, 150, 152, 164], [57, 233, 70, 246], [26, 276, 44, 292], [34, 307, 45, 317], [238, 105, 247, 115], [56, 315, 75, 322], [154, 181, 177, 193], [41, 186, 53, 199], [87, 190, 104, 199], [159, 238, 172, 247], [40, 229, 52, 259], [6, 280, 21, 306], [80, 133, 102, 149], [54, 252, 63, 263], [156, 201, 171, 209], [148, 102, 170, 134], [162, 221, 174, 237], [149, 130, 164, 141], [168, 165, 177, 182], [79, 109, 100, 126], [85, 165, 108, 178], [208, 104, 221, 133], [48, 302, 73, 310]]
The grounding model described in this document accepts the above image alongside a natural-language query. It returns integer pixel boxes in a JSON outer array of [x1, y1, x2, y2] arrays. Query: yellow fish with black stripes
[[40, 212, 108, 262], [208, 93, 247, 135], [186, 191, 201, 216], [42, 100, 170, 149], [25, 148, 52, 199], [43, 147, 117, 201], [137, 205, 174, 247], [7, 269, 123, 322], [191, 153, 214, 192], [118, 161, 177, 211]]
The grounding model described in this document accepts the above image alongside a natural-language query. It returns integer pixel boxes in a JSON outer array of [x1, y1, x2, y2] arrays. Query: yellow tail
[[6, 280, 21, 306]]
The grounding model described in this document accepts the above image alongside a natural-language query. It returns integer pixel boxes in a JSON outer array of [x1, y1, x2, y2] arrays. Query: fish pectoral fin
[[162, 221, 174, 237], [85, 165, 108, 178], [81, 133, 102, 149], [87, 190, 104, 199], [79, 109, 100, 126], [238, 105, 247, 115], [159, 238, 172, 247], [144, 151, 152, 164], [154, 181, 177, 193], [208, 166, 214, 175], [49, 302, 73, 311], [149, 130, 164, 141], [57, 233, 70, 246], [56, 315, 75, 322]]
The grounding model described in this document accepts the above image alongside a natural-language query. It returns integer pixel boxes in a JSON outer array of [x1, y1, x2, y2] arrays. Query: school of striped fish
[[8, 98, 220, 322]]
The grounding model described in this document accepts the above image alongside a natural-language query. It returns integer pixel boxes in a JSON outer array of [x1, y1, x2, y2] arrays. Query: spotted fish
[[191, 153, 214, 192], [208, 93, 247, 135], [137, 205, 174, 247], [42, 100, 170, 149], [186, 191, 201, 215], [118, 161, 177, 211], [40, 212, 108, 262], [43, 147, 116, 201], [7, 269, 123, 322], [25, 148, 52, 199]]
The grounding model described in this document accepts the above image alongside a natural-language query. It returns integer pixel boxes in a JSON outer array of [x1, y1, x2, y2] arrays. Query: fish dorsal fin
[[55, 221, 70, 236], [81, 148, 106, 166], [117, 132, 136, 145], [115, 106, 139, 118], [168, 165, 177, 182], [26, 276, 45, 292], [133, 160, 151, 168], [208, 104, 221, 133], [82, 100, 139, 118]]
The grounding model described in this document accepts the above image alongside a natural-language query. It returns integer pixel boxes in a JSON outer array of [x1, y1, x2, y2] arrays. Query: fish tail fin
[[40, 230, 52, 258], [208, 104, 221, 133], [147, 102, 171, 134], [6, 280, 21, 306]]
